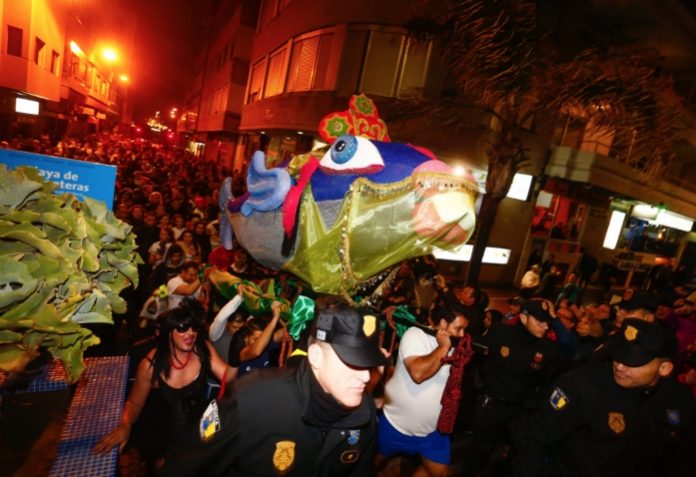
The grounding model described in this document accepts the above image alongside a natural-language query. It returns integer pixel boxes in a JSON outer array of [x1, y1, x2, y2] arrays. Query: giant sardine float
[[220, 94, 478, 295]]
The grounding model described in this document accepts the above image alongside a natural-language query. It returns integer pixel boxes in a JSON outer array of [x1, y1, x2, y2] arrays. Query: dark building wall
[[252, 0, 411, 57]]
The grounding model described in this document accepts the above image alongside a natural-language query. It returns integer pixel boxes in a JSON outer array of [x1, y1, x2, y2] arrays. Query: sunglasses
[[175, 321, 201, 333]]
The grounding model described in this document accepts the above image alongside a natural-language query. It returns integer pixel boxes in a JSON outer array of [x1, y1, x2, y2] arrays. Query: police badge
[[608, 412, 625, 435], [273, 440, 296, 474]]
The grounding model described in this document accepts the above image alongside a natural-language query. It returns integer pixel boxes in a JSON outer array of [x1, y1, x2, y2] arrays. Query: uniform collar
[[295, 360, 373, 429]]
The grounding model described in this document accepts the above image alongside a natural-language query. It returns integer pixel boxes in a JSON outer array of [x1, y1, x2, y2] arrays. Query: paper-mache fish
[[221, 94, 478, 295]]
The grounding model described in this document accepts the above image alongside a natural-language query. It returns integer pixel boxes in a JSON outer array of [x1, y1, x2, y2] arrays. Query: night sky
[[117, 0, 207, 120]]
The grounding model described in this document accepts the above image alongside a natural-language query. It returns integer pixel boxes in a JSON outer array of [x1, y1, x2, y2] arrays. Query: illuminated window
[[247, 59, 266, 103], [286, 32, 334, 92], [603, 210, 626, 250], [34, 37, 45, 65], [7, 26, 22, 57], [264, 46, 288, 97]]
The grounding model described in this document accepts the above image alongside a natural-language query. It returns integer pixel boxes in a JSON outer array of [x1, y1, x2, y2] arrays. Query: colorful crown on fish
[[318, 93, 390, 144]]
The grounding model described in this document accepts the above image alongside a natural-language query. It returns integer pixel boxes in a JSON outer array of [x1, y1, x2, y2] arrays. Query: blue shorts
[[377, 412, 451, 465]]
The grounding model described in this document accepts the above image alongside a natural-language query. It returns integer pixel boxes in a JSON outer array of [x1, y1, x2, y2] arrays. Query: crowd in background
[[3, 134, 696, 476]]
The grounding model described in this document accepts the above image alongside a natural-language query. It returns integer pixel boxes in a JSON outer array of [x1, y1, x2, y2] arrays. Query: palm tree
[[391, 0, 683, 284]]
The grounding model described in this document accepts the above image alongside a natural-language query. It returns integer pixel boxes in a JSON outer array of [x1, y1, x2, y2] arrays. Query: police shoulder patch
[[199, 400, 221, 441], [549, 387, 569, 411]]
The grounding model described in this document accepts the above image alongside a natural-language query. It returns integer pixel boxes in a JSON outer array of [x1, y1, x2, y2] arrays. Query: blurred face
[[169, 251, 183, 266], [131, 206, 143, 220], [174, 215, 185, 227], [674, 300, 694, 316], [308, 342, 370, 408], [170, 321, 199, 352], [655, 304, 671, 321], [180, 266, 198, 283], [557, 308, 575, 330], [520, 314, 548, 338], [159, 228, 170, 242], [195, 223, 206, 234], [593, 304, 611, 320], [457, 286, 476, 306], [616, 307, 651, 328], [510, 303, 521, 314], [612, 359, 672, 388], [227, 318, 245, 335], [144, 213, 157, 227], [182, 231, 193, 243], [441, 315, 468, 337], [576, 315, 591, 336]]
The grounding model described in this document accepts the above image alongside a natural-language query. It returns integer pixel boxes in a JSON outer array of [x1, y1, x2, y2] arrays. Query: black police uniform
[[463, 320, 561, 474], [160, 360, 377, 477], [512, 361, 696, 476]]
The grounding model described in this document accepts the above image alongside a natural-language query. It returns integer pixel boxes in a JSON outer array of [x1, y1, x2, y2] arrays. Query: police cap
[[611, 319, 678, 367], [314, 305, 387, 368]]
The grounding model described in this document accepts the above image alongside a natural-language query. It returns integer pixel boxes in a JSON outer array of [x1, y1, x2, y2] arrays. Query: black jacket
[[481, 322, 561, 405], [160, 360, 377, 476], [513, 362, 696, 477]]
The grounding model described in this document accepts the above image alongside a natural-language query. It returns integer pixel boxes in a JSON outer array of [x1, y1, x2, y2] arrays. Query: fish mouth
[[411, 171, 478, 246]]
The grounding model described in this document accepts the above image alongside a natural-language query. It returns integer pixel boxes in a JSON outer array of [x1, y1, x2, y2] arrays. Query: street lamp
[[102, 47, 118, 63]]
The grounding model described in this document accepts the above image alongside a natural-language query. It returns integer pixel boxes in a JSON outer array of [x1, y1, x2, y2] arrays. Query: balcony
[[546, 145, 696, 219]]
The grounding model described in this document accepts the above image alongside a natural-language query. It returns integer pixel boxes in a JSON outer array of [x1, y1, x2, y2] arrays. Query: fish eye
[[319, 135, 384, 174], [330, 135, 358, 164]]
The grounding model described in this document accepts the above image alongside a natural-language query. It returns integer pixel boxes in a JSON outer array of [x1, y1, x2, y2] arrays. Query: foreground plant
[[0, 165, 140, 383]]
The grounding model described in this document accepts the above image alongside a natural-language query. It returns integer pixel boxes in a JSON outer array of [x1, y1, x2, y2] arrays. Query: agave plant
[[0, 165, 141, 383]]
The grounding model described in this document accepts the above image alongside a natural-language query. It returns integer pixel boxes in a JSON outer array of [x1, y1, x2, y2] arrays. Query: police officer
[[513, 319, 696, 476], [160, 299, 388, 476], [462, 299, 561, 475]]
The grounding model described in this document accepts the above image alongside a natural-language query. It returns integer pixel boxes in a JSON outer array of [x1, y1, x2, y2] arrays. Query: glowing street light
[[119, 74, 129, 83], [70, 41, 84, 56], [102, 47, 118, 63]]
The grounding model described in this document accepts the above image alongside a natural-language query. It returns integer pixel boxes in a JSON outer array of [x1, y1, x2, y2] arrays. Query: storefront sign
[[0, 150, 117, 210]]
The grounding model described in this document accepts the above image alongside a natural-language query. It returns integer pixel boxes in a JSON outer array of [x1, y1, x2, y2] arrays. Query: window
[[397, 38, 431, 96], [241, 0, 261, 27], [264, 46, 287, 98], [361, 31, 403, 96], [232, 58, 249, 85], [247, 59, 266, 103], [286, 33, 334, 92], [51, 50, 60, 74], [7, 26, 22, 57], [360, 31, 432, 98], [70, 53, 80, 77], [34, 37, 45, 65]]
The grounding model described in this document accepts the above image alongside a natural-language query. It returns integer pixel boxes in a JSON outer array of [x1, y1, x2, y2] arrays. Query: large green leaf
[[0, 166, 44, 208], [0, 166, 138, 382], [0, 256, 39, 309]]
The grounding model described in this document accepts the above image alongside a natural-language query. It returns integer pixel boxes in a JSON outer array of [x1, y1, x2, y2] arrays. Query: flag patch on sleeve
[[549, 387, 569, 411]]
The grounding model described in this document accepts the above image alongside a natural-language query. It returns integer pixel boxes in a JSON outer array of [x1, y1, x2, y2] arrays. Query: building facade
[[0, 0, 133, 141]]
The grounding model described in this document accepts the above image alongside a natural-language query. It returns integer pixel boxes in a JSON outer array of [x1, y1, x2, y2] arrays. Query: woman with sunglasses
[[94, 299, 237, 471]]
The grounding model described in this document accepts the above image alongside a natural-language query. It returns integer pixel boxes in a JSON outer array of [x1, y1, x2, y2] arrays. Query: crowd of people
[[4, 134, 696, 476]]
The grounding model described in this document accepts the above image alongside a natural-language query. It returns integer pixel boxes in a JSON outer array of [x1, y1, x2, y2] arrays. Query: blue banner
[[0, 150, 117, 210]]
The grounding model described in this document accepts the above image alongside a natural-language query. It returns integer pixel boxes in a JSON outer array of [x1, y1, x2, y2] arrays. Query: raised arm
[[403, 328, 451, 384], [239, 301, 282, 362]]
